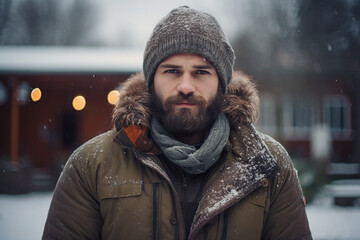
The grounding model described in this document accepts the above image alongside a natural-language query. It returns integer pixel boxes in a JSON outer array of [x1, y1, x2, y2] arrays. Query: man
[[43, 6, 312, 240]]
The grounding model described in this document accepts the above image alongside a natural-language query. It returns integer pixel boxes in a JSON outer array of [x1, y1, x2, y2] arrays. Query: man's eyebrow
[[193, 65, 214, 69], [158, 64, 182, 69], [158, 63, 215, 69]]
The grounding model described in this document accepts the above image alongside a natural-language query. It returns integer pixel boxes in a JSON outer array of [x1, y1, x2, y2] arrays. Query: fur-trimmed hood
[[112, 71, 259, 130], [110, 72, 283, 239]]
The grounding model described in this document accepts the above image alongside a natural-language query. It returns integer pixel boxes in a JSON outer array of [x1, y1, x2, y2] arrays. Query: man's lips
[[175, 100, 197, 107]]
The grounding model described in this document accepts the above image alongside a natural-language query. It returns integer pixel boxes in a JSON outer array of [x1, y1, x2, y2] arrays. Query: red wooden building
[[0, 47, 142, 193]]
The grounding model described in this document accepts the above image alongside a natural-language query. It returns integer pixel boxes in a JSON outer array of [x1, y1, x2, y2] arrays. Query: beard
[[150, 88, 224, 136]]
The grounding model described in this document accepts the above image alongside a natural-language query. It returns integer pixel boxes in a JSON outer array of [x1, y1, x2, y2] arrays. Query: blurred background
[[0, 0, 359, 239]]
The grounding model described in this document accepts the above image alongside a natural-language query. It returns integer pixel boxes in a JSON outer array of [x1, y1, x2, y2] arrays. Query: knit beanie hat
[[143, 6, 235, 93]]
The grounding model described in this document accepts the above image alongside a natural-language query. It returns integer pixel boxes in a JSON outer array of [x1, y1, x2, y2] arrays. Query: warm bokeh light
[[72, 95, 86, 111], [107, 90, 120, 105], [31, 88, 42, 102]]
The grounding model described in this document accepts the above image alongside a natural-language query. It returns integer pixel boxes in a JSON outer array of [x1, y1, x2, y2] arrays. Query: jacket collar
[[189, 123, 279, 239]]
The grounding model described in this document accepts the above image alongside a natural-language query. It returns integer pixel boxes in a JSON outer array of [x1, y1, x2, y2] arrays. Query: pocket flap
[[245, 189, 266, 207], [98, 182, 142, 200]]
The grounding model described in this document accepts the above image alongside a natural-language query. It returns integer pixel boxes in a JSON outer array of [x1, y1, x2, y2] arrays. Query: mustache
[[165, 93, 206, 106]]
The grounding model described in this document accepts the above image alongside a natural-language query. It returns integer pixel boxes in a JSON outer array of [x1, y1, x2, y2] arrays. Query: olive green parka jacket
[[43, 72, 312, 240]]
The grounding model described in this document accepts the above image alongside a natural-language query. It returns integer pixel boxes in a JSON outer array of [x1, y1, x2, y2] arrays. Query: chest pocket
[[246, 187, 267, 208], [98, 181, 144, 223], [98, 181, 161, 240], [98, 182, 142, 200]]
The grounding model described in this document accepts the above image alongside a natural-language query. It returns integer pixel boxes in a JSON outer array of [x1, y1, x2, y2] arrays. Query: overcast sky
[[93, 0, 242, 48], [0, 0, 301, 49]]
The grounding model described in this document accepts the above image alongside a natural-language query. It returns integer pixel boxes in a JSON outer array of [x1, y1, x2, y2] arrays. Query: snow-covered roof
[[0, 47, 143, 74]]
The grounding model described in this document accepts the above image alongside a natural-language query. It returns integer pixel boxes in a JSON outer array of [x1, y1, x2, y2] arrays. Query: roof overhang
[[0, 47, 143, 74]]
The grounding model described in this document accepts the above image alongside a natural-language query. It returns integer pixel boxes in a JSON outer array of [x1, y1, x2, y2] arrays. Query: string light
[[72, 95, 86, 111], [31, 88, 42, 102], [107, 90, 120, 105]]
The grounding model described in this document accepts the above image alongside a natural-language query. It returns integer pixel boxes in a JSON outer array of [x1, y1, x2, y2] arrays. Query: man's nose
[[176, 73, 195, 95]]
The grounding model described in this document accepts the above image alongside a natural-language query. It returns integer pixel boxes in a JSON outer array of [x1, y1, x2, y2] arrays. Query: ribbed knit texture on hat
[[143, 6, 235, 93]]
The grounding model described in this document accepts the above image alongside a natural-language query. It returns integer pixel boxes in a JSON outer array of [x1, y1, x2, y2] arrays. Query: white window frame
[[323, 95, 352, 139], [282, 96, 315, 139]]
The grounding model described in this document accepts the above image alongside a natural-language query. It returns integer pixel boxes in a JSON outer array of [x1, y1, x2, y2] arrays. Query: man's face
[[151, 53, 223, 135]]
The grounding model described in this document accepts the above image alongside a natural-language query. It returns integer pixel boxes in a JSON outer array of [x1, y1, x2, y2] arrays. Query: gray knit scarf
[[150, 113, 230, 175]]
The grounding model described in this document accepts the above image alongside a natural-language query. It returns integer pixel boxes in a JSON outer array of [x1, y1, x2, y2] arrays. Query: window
[[323, 95, 351, 138], [282, 96, 315, 139]]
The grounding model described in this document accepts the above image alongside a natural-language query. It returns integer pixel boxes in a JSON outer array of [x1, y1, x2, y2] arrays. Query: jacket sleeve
[[262, 137, 312, 240], [42, 147, 102, 240]]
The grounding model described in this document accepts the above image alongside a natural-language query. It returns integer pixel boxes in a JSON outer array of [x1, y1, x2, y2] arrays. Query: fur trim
[[112, 73, 151, 130], [223, 71, 259, 127], [112, 71, 259, 130]]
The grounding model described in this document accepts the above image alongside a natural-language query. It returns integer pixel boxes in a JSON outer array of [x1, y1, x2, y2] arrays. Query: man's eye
[[165, 69, 179, 74], [195, 70, 209, 75]]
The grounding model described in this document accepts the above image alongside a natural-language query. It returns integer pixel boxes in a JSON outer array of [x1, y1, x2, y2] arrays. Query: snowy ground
[[0, 192, 360, 240], [0, 192, 52, 240], [306, 195, 360, 240]]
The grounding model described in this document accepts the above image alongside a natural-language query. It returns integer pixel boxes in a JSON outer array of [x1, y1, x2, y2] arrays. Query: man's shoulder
[[69, 129, 118, 161], [258, 132, 288, 155], [79, 129, 116, 149], [256, 131, 293, 170]]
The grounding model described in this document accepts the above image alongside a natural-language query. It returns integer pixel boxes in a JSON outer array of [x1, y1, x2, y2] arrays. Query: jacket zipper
[[153, 183, 160, 240], [221, 210, 229, 240], [173, 193, 186, 240], [181, 171, 188, 217], [182, 172, 188, 239], [130, 149, 186, 240]]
